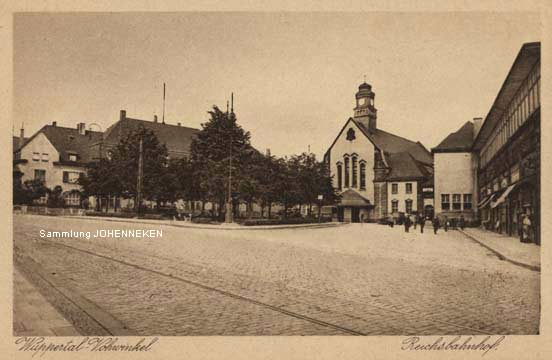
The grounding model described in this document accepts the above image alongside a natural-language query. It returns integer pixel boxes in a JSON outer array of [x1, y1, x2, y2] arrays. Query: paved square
[[14, 215, 539, 335]]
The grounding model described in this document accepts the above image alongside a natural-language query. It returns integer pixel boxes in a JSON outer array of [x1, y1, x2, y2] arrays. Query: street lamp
[[225, 96, 234, 223], [317, 194, 323, 223]]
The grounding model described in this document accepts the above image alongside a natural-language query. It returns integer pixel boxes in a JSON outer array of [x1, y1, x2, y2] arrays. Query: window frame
[[405, 183, 413, 194], [441, 194, 450, 210], [452, 193, 462, 210], [391, 200, 398, 213], [391, 183, 398, 195], [463, 193, 472, 210], [405, 199, 413, 214], [34, 169, 46, 182], [359, 161, 366, 190]]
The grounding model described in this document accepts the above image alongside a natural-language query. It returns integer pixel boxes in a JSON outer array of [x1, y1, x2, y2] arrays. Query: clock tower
[[353, 82, 377, 132]]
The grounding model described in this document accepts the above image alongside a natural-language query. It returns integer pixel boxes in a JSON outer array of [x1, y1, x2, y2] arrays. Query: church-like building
[[324, 83, 434, 222]]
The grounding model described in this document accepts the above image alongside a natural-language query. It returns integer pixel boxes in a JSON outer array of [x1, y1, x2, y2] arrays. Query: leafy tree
[[190, 106, 252, 219], [47, 185, 65, 208], [14, 179, 48, 205], [80, 126, 169, 211]]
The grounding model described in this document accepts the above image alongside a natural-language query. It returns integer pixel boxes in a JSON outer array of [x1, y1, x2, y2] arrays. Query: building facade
[[13, 110, 199, 208], [324, 83, 433, 222], [14, 122, 102, 205], [473, 42, 540, 244], [432, 119, 482, 221]]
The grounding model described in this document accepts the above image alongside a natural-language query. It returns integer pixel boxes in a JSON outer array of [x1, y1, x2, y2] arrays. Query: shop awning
[[478, 194, 495, 208], [477, 195, 491, 207], [490, 183, 518, 209]]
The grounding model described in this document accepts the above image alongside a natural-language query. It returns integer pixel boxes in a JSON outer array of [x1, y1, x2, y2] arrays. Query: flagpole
[[162, 83, 166, 124]]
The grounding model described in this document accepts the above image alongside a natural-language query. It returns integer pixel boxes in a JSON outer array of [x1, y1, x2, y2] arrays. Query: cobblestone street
[[13, 214, 540, 335]]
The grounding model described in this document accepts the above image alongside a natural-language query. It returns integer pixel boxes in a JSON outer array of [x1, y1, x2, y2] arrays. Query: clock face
[[358, 98, 367, 106]]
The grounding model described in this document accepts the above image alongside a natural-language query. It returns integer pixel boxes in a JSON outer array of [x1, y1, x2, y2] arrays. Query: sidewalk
[[13, 268, 81, 336], [61, 215, 345, 231], [459, 227, 540, 271]]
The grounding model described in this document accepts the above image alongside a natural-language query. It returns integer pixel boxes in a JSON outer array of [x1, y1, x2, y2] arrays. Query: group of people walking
[[399, 213, 466, 234]]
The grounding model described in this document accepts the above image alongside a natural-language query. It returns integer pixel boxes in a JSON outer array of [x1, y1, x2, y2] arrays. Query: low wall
[[14, 205, 86, 216]]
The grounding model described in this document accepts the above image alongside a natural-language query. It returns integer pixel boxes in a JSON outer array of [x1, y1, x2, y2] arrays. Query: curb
[[15, 254, 136, 336], [458, 229, 540, 272], [57, 215, 347, 231]]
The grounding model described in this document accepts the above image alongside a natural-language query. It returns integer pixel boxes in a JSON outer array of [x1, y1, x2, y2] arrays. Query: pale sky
[[14, 12, 540, 158]]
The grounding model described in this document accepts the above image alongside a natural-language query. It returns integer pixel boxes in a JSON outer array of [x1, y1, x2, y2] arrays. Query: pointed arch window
[[359, 161, 366, 190], [336, 162, 343, 190], [352, 155, 358, 188], [344, 156, 350, 188]]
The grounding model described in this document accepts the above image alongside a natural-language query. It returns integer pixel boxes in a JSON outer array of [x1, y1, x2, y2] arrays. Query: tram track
[[16, 234, 497, 336], [17, 237, 368, 336]]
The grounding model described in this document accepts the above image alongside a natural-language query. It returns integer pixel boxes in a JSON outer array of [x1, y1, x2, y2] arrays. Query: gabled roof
[[353, 120, 433, 165], [103, 117, 199, 158], [385, 152, 428, 181], [20, 125, 103, 164], [339, 189, 373, 207], [432, 121, 474, 153], [325, 117, 433, 166]]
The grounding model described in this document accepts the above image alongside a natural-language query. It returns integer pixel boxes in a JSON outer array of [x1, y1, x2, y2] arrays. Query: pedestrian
[[412, 213, 417, 230], [360, 213, 364, 225], [404, 215, 411, 233], [433, 216, 440, 234], [459, 215, 465, 230], [419, 215, 425, 233], [443, 216, 449, 232], [522, 212, 532, 243]]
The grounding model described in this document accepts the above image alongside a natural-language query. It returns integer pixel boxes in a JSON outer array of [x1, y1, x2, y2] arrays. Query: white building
[[431, 119, 482, 221], [14, 122, 102, 206], [324, 83, 434, 222]]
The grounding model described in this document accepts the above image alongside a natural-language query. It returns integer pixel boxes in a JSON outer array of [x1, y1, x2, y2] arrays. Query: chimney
[[52, 121, 57, 127], [19, 125, 24, 149], [154, 115, 158, 123], [473, 117, 483, 139], [77, 122, 86, 135], [266, 148, 271, 157], [120, 110, 126, 122], [177, 122, 181, 127]]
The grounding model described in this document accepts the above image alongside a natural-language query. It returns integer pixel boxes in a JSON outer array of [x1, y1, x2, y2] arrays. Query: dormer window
[[68, 153, 78, 162]]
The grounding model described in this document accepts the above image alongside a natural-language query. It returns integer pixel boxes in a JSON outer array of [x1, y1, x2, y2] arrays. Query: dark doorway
[[352, 208, 360, 223], [337, 207, 344, 222], [424, 205, 434, 220]]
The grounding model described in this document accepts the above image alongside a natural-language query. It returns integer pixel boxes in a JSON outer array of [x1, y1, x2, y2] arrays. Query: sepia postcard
[[1, 1, 551, 359]]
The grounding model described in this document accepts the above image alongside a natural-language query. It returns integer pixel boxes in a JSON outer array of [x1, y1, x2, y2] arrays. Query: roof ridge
[[375, 128, 419, 145], [124, 117, 199, 131]]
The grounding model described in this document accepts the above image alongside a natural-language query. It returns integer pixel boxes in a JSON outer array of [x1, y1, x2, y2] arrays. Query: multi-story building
[[13, 110, 199, 207], [432, 118, 482, 221], [13, 122, 102, 205], [473, 42, 540, 244], [90, 110, 199, 161], [324, 82, 434, 222]]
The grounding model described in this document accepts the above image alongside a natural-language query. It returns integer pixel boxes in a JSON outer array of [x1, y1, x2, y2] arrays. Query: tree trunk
[[268, 202, 272, 218], [248, 201, 253, 219]]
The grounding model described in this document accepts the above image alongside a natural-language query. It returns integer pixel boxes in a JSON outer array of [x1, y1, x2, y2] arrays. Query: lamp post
[[225, 98, 234, 223], [317, 194, 323, 223]]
